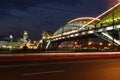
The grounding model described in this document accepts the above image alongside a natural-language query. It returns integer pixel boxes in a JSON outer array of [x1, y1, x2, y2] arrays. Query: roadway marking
[[22, 70, 65, 76], [0, 58, 119, 68]]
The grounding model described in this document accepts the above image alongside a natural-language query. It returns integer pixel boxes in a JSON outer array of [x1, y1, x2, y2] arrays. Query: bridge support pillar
[[40, 39, 47, 50]]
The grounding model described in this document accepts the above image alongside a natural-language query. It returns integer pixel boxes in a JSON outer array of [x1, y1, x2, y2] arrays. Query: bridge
[[38, 3, 120, 51]]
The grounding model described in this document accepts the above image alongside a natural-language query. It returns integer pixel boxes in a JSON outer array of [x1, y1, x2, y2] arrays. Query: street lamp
[[88, 41, 92, 46], [10, 35, 13, 41], [99, 42, 103, 46], [99, 42, 103, 50], [108, 43, 112, 47], [9, 35, 13, 50]]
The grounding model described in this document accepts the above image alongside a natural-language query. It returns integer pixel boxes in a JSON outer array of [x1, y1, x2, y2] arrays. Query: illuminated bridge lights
[[88, 30, 94, 34], [44, 3, 120, 50], [70, 34, 75, 37], [75, 33, 80, 36], [50, 24, 120, 41], [67, 17, 100, 24]]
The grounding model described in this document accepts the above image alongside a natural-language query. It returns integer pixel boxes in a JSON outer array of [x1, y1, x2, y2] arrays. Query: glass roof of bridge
[[96, 4, 120, 27], [54, 17, 100, 35]]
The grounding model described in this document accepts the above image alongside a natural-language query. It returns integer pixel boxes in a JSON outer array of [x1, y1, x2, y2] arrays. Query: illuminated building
[[23, 31, 28, 44]]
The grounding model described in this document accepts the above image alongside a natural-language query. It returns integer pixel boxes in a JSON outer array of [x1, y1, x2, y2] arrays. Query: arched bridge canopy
[[54, 17, 100, 35]]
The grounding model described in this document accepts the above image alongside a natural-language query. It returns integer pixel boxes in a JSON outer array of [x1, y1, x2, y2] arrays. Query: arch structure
[[54, 17, 100, 36]]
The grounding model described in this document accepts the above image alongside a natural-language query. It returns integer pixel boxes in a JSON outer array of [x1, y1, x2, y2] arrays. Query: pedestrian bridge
[[38, 3, 120, 50]]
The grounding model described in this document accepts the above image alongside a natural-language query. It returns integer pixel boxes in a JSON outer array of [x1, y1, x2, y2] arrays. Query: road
[[0, 58, 120, 80], [0, 52, 120, 62]]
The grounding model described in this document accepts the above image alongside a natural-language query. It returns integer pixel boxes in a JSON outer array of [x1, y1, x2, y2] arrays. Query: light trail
[[0, 52, 120, 63], [0, 52, 120, 57]]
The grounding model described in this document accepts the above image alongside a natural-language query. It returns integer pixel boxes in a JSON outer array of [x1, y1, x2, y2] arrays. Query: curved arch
[[54, 17, 100, 36], [68, 17, 100, 24]]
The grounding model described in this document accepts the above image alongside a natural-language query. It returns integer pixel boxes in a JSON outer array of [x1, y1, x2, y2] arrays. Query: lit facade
[[23, 31, 28, 43]]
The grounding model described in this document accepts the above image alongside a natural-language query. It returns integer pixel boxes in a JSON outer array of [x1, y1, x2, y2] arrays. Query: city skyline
[[0, 0, 118, 40]]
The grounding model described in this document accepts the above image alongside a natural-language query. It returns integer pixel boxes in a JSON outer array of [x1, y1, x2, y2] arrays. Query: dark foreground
[[0, 58, 120, 80]]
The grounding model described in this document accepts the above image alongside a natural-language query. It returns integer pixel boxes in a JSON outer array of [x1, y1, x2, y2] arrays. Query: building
[[23, 31, 28, 43]]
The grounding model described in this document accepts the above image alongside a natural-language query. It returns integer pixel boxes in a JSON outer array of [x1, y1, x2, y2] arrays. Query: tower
[[23, 31, 28, 43]]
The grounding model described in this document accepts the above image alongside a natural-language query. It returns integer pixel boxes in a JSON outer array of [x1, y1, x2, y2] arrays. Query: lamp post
[[9, 35, 13, 51]]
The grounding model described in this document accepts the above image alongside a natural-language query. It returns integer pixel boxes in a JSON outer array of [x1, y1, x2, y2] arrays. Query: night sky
[[0, 0, 118, 40]]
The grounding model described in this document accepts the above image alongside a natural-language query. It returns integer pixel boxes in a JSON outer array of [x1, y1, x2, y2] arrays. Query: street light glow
[[117, 0, 120, 2], [88, 41, 92, 46], [99, 42, 103, 46]]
